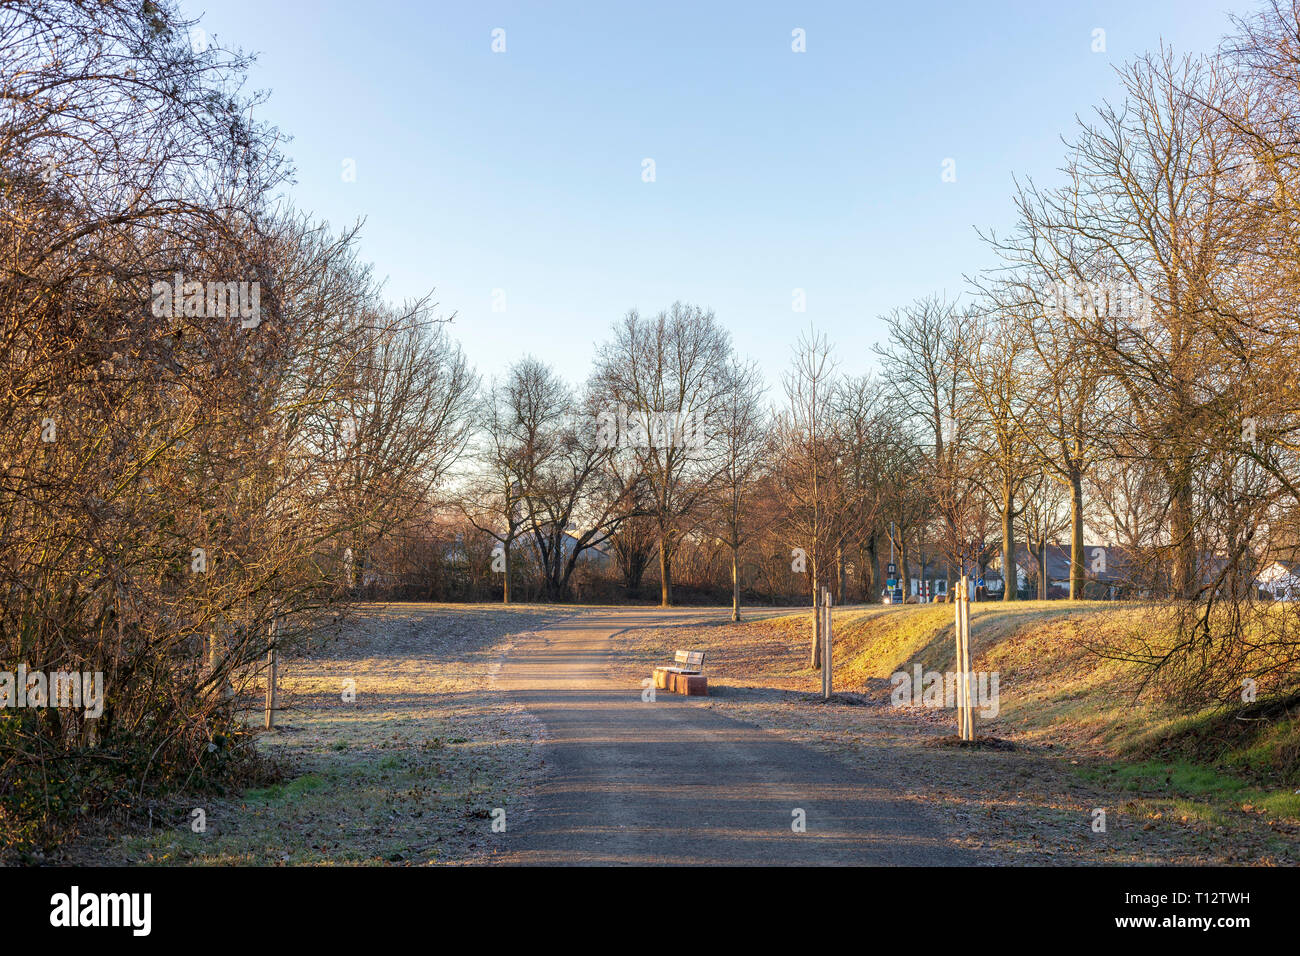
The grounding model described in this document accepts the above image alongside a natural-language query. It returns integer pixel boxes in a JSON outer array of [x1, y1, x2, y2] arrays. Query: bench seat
[[653, 650, 707, 695]]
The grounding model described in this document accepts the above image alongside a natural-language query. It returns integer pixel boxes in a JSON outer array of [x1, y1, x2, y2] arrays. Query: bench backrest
[[674, 649, 705, 670]]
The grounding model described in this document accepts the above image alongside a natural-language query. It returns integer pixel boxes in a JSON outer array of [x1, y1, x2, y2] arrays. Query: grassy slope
[[811, 600, 1300, 822]]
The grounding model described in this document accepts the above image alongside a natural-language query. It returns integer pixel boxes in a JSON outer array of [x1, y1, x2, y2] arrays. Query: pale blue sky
[[194, 0, 1245, 387]]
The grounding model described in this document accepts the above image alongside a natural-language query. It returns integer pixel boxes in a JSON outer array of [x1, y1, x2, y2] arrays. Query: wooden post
[[954, 578, 965, 738], [822, 588, 833, 700], [820, 587, 826, 699], [964, 574, 973, 740], [954, 573, 976, 740], [960, 575, 966, 740], [964, 578, 975, 740], [818, 588, 824, 697], [265, 620, 277, 730], [955, 574, 975, 740], [959, 577, 968, 739]]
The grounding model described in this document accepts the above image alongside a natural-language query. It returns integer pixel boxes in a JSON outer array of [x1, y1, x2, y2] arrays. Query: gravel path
[[492, 607, 970, 865]]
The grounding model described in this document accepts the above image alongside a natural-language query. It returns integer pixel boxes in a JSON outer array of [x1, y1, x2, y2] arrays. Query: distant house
[[985, 545, 1060, 598], [900, 554, 960, 601], [892, 542, 1187, 601], [546, 529, 613, 570], [1257, 561, 1300, 601], [908, 574, 950, 600], [986, 543, 1141, 599]]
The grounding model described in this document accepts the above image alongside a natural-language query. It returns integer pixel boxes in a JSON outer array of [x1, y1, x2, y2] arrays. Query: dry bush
[[0, 1, 472, 855]]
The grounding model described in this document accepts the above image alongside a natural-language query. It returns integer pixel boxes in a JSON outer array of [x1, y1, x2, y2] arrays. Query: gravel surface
[[491, 607, 968, 864]]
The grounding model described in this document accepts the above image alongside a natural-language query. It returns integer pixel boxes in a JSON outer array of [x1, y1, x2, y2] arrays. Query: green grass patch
[[245, 773, 326, 805], [1079, 759, 1248, 797], [1075, 757, 1300, 822]]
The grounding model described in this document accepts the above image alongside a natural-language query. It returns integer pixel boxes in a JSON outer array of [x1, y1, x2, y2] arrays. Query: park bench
[[653, 649, 707, 696]]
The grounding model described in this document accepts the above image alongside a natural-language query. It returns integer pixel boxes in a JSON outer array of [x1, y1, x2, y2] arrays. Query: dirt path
[[491, 608, 969, 865]]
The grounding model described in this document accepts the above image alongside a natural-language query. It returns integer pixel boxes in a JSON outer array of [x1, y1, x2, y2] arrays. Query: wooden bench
[[653, 649, 707, 696]]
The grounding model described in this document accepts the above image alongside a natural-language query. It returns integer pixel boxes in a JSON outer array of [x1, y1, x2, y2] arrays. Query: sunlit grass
[[744, 600, 1300, 823]]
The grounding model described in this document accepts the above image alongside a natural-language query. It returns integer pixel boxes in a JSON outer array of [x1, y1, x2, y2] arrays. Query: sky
[[193, 0, 1249, 391]]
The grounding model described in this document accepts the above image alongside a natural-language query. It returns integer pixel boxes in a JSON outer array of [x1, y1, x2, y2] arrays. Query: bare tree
[[960, 307, 1038, 601], [994, 50, 1243, 600], [457, 362, 549, 604], [776, 329, 859, 666], [594, 303, 733, 606], [874, 296, 975, 594], [518, 371, 634, 600], [710, 358, 768, 621]]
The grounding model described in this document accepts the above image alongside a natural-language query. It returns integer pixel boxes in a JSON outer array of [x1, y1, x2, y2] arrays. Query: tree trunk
[[1002, 487, 1017, 602], [865, 533, 879, 604], [659, 534, 673, 607], [502, 540, 511, 605], [810, 564, 822, 668], [1170, 466, 1196, 599], [899, 529, 912, 600], [1037, 538, 1047, 600], [1070, 469, 1084, 600], [835, 544, 845, 603], [731, 545, 741, 622]]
